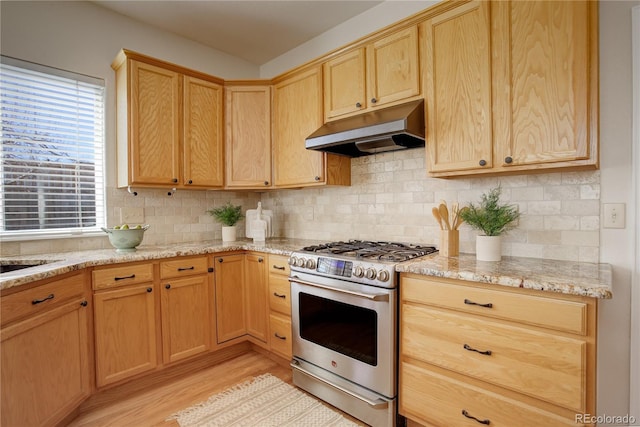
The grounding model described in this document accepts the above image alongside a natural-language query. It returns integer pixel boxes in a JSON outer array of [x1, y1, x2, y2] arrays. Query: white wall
[[597, 1, 638, 423]]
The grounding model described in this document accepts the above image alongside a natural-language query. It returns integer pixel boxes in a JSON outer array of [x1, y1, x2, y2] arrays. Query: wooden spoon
[[439, 203, 451, 230], [432, 207, 444, 230], [454, 206, 468, 229]]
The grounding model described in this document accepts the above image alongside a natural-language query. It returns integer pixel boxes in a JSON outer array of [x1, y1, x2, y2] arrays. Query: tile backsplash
[[260, 149, 600, 263], [1, 149, 600, 263]]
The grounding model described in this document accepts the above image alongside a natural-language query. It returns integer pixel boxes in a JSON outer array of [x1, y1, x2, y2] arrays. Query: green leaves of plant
[[459, 187, 520, 236], [207, 202, 244, 227]]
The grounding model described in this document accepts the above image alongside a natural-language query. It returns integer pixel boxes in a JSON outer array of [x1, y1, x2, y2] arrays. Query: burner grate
[[302, 240, 437, 262]]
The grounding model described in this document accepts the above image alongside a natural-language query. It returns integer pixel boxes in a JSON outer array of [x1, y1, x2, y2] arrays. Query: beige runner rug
[[167, 373, 360, 427]]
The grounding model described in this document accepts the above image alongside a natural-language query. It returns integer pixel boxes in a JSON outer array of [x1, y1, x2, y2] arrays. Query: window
[[1, 56, 105, 239]]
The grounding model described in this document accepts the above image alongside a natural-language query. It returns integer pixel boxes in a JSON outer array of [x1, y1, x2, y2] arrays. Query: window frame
[[0, 55, 106, 241]]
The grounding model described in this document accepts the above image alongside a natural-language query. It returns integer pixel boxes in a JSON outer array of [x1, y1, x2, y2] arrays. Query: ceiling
[[92, 1, 385, 65]]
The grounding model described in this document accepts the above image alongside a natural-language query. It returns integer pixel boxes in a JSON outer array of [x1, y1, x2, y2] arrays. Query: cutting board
[[245, 207, 273, 239]]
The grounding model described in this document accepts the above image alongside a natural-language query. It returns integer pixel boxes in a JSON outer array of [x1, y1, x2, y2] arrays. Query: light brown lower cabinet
[[1, 272, 91, 427], [399, 274, 597, 427], [267, 254, 293, 359], [245, 253, 269, 343], [93, 282, 158, 387]]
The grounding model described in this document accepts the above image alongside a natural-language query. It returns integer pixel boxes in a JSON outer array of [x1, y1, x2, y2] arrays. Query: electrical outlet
[[119, 207, 144, 225], [603, 203, 625, 229]]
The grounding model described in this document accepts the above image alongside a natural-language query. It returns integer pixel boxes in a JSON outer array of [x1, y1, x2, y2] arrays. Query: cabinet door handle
[[115, 274, 135, 281], [463, 343, 492, 356], [462, 409, 491, 425], [274, 333, 287, 340], [314, 176, 321, 181], [187, 179, 193, 184], [165, 284, 171, 290], [258, 257, 264, 263], [478, 159, 487, 167], [147, 287, 153, 293], [355, 102, 362, 108], [177, 266, 195, 271], [264, 181, 269, 186], [273, 265, 286, 270], [218, 258, 223, 263], [273, 292, 286, 299], [80, 300, 88, 307], [464, 298, 493, 308], [32, 294, 54, 305], [172, 178, 178, 183], [504, 156, 513, 164], [370, 97, 377, 104]]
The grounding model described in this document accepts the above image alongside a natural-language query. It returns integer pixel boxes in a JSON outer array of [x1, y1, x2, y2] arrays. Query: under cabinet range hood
[[305, 99, 425, 157]]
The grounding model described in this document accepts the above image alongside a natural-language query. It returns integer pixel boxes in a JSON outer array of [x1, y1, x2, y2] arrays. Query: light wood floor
[[68, 350, 365, 427]]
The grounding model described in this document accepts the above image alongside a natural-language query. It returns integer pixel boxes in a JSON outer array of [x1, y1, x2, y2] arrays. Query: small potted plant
[[207, 202, 244, 242], [459, 186, 520, 261]]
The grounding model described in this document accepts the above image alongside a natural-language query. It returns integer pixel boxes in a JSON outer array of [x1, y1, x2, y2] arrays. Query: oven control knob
[[365, 268, 377, 280], [288, 257, 296, 266], [305, 258, 316, 270], [353, 266, 365, 277], [377, 270, 390, 282], [296, 257, 306, 268]]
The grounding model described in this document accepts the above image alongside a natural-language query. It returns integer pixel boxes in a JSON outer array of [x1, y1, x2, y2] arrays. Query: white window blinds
[[1, 56, 105, 238]]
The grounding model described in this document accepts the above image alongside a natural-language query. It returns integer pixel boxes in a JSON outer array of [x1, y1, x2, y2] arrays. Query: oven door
[[289, 272, 396, 398]]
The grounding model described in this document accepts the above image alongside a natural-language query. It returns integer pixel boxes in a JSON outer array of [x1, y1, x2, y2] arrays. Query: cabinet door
[[424, 1, 493, 173], [493, 1, 596, 168], [323, 48, 367, 120], [273, 67, 326, 187], [93, 284, 157, 387], [244, 253, 268, 342], [214, 254, 246, 342], [129, 60, 181, 185], [225, 85, 272, 188], [183, 76, 224, 188], [161, 274, 212, 363], [367, 26, 420, 108], [1, 298, 90, 427]]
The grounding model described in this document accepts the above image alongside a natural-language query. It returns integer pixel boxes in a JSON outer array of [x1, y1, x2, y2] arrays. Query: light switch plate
[[603, 203, 625, 229]]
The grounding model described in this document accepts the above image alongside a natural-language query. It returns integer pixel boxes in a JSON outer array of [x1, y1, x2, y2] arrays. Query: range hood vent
[[305, 100, 425, 157]]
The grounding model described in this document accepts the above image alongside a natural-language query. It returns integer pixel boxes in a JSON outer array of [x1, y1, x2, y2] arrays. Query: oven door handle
[[288, 276, 389, 302], [291, 359, 389, 409]]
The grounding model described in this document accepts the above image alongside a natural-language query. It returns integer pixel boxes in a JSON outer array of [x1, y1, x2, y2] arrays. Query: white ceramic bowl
[[101, 225, 150, 252]]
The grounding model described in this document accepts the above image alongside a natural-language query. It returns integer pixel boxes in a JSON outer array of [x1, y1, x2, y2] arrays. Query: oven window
[[299, 292, 377, 366]]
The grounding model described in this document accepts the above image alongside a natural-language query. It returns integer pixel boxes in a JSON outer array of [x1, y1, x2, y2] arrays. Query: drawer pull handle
[[462, 409, 491, 425], [273, 265, 286, 270], [464, 298, 493, 308], [463, 344, 492, 356], [32, 294, 54, 305], [177, 266, 195, 271], [115, 274, 135, 281], [273, 292, 287, 299], [274, 333, 287, 340]]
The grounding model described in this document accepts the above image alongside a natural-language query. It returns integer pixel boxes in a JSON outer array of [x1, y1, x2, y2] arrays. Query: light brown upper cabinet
[[272, 67, 351, 188], [425, 1, 598, 177], [224, 84, 272, 189], [112, 49, 224, 189], [323, 26, 421, 121]]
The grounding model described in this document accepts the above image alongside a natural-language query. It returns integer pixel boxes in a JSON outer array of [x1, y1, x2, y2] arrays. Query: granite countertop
[[396, 254, 613, 299], [0, 238, 319, 291], [1, 239, 613, 299]]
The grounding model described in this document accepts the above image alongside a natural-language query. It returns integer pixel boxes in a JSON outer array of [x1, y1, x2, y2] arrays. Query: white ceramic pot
[[221, 225, 237, 242], [476, 235, 502, 262]]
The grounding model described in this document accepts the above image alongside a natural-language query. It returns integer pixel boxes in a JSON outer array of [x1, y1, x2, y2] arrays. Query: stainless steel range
[[288, 240, 437, 427]]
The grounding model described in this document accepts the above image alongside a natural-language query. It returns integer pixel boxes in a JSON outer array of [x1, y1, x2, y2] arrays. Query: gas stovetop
[[300, 240, 437, 262], [289, 240, 437, 288]]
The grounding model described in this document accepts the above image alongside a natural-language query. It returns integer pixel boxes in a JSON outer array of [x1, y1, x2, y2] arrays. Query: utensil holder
[[440, 230, 459, 257]]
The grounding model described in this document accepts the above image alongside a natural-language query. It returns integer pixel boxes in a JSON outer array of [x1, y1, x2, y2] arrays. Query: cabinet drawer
[[1, 272, 86, 326], [160, 256, 209, 279], [402, 304, 586, 412], [400, 361, 583, 427], [269, 275, 291, 315], [269, 313, 292, 359], [401, 276, 587, 335], [93, 263, 154, 290], [268, 254, 290, 277]]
